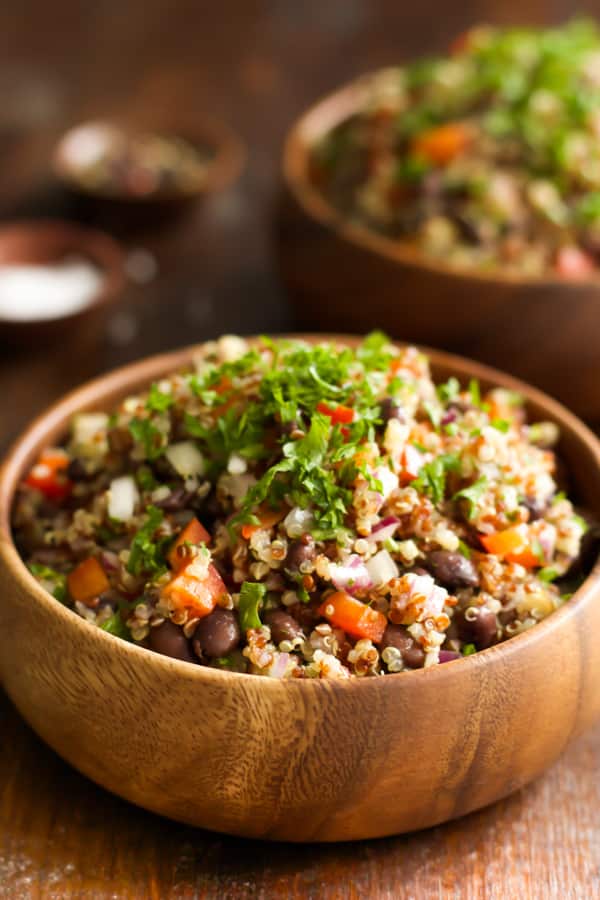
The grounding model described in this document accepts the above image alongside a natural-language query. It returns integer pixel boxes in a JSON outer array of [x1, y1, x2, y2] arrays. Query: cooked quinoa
[[13, 333, 590, 678], [312, 19, 600, 278]]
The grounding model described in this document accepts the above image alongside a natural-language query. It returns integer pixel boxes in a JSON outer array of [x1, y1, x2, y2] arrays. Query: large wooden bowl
[[279, 78, 600, 423], [1, 337, 600, 842]]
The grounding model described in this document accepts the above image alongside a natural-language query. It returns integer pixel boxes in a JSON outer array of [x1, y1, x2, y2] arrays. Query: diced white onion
[[108, 475, 139, 521], [374, 465, 399, 500], [72, 412, 109, 446], [365, 549, 399, 586], [165, 441, 205, 477], [329, 555, 373, 594], [283, 506, 314, 538]]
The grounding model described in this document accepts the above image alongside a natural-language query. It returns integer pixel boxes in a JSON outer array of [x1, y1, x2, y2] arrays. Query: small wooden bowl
[[1, 337, 600, 842], [279, 78, 600, 423], [0, 220, 126, 344], [52, 112, 245, 226]]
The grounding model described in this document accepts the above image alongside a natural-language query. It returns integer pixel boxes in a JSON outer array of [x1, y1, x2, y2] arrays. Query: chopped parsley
[[414, 454, 461, 506], [146, 382, 174, 413], [28, 563, 67, 604], [127, 505, 167, 577], [100, 612, 131, 640], [238, 581, 266, 631], [462, 643, 477, 656], [129, 418, 164, 460], [453, 477, 489, 519]]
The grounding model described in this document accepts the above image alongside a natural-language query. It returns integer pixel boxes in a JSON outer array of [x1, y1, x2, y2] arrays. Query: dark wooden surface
[[0, 1, 599, 896]]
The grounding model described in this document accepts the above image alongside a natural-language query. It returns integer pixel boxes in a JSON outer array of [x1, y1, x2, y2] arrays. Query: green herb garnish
[[238, 581, 266, 631], [127, 505, 166, 577], [453, 477, 488, 519]]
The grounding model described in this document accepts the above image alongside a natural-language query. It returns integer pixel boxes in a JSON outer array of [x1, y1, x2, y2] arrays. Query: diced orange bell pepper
[[411, 122, 472, 166], [161, 558, 229, 619], [168, 517, 212, 570], [319, 592, 387, 643], [481, 524, 542, 568], [25, 449, 72, 501], [400, 445, 424, 484], [316, 402, 355, 426], [241, 505, 287, 540], [67, 557, 110, 604]]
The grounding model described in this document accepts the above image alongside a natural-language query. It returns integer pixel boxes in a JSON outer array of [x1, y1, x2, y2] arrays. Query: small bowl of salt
[[0, 220, 125, 343]]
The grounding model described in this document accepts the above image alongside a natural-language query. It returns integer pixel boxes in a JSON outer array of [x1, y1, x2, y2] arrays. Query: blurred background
[[0, 0, 596, 450]]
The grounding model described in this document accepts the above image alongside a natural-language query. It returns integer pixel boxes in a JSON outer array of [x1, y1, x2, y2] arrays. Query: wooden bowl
[[1, 337, 600, 842], [0, 219, 126, 345], [52, 112, 245, 228], [279, 78, 600, 423]]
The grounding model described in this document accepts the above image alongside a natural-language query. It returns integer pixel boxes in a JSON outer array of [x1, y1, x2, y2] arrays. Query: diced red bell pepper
[[161, 557, 229, 619], [168, 517, 212, 570], [25, 449, 72, 501], [400, 445, 424, 484], [319, 592, 387, 643], [316, 402, 355, 426], [67, 557, 110, 605]]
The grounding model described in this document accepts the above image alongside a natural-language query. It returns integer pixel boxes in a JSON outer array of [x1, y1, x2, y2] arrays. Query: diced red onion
[[365, 549, 399, 586], [373, 465, 399, 500], [100, 550, 120, 573], [439, 650, 461, 663], [441, 410, 457, 426], [538, 523, 557, 562], [330, 555, 373, 594], [269, 652, 291, 678], [367, 515, 400, 544]]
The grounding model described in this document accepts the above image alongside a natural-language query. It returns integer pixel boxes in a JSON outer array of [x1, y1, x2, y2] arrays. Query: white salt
[[0, 257, 104, 321]]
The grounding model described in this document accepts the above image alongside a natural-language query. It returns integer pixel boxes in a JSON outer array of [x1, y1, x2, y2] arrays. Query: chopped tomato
[[168, 517, 211, 570], [319, 592, 387, 643], [241, 505, 287, 540], [67, 557, 110, 604], [481, 524, 545, 568], [161, 557, 229, 619], [316, 402, 355, 426], [25, 449, 72, 501], [555, 246, 595, 280], [400, 445, 424, 484], [411, 122, 472, 166]]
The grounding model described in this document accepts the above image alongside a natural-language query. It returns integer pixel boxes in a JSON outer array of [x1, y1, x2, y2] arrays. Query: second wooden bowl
[[279, 78, 600, 423], [1, 337, 599, 841]]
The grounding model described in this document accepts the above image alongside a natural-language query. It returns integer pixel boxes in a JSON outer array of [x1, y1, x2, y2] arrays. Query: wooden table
[[0, 2, 599, 896]]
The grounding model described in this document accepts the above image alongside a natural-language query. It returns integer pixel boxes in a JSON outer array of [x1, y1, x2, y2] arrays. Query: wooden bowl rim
[[0, 218, 126, 327], [282, 73, 600, 290], [1, 334, 600, 690], [52, 114, 246, 201]]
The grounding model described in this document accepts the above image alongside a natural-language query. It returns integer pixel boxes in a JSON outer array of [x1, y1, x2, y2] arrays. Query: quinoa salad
[[13, 334, 590, 678], [311, 19, 600, 278]]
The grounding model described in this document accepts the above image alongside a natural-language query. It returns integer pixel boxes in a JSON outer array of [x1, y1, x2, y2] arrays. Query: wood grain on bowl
[[1, 337, 599, 842], [279, 80, 600, 422]]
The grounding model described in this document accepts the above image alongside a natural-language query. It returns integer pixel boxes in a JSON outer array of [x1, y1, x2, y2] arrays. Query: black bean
[[522, 495, 547, 522], [577, 524, 600, 576], [193, 608, 240, 659], [263, 608, 303, 644], [380, 397, 405, 424], [285, 537, 316, 574], [380, 624, 425, 669], [66, 458, 88, 481], [154, 487, 193, 511], [456, 607, 498, 649], [426, 550, 478, 589], [149, 621, 196, 663]]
